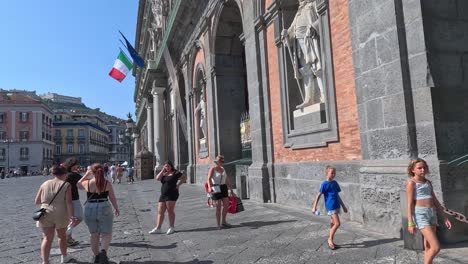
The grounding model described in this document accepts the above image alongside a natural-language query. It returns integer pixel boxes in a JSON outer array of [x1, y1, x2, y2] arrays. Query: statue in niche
[[194, 89, 207, 140], [151, 0, 163, 29], [282, 0, 324, 109]]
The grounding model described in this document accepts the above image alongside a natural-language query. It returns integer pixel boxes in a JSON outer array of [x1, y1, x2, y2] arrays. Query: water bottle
[[314, 210, 320, 216]]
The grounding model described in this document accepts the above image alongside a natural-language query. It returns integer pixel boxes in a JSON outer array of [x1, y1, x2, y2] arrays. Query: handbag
[[33, 181, 67, 221], [228, 196, 238, 214], [32, 208, 47, 221], [236, 197, 245, 213]]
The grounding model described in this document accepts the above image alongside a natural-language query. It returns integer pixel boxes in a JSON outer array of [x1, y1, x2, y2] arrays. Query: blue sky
[[0, 1, 139, 119]]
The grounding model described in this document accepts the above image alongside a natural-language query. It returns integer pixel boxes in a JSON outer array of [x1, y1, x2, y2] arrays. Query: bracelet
[[408, 221, 415, 227]]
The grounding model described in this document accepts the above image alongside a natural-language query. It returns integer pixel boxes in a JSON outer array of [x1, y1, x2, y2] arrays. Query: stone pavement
[[0, 176, 467, 264]]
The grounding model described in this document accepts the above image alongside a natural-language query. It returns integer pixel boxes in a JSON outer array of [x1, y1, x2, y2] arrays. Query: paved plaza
[[0, 176, 467, 264]]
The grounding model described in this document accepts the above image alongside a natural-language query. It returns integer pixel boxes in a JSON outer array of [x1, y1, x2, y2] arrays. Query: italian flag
[[109, 51, 133, 82]]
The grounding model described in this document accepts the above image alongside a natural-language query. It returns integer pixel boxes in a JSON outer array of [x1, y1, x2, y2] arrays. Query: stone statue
[[194, 91, 207, 140], [282, 0, 324, 109], [151, 0, 163, 29]]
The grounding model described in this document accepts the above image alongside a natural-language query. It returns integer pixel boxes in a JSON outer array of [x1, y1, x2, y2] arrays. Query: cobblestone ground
[[0, 176, 467, 264]]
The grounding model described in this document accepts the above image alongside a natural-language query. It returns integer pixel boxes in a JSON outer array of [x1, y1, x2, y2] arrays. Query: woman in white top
[[207, 155, 234, 229]]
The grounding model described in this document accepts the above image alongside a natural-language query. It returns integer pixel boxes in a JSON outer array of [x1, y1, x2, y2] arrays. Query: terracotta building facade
[[0, 90, 54, 174], [132, 0, 468, 242]]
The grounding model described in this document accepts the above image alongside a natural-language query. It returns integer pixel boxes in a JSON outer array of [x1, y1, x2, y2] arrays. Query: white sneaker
[[61, 254, 72, 263], [148, 227, 161, 234], [166, 227, 175, 235]]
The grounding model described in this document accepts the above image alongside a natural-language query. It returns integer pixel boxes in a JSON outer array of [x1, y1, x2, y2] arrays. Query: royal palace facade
[[132, 0, 468, 242]]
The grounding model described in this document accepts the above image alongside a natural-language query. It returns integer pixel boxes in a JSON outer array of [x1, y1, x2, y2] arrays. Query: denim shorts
[[72, 200, 83, 221], [327, 208, 341, 216], [84, 201, 114, 234], [413, 206, 437, 229]]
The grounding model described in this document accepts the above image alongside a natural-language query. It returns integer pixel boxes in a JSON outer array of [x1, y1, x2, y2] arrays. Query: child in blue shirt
[[312, 165, 348, 250]]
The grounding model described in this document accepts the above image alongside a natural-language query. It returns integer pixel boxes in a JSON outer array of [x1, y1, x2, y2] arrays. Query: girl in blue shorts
[[406, 158, 452, 264]]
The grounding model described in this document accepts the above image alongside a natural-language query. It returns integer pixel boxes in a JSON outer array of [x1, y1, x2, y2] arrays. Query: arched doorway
[[214, 1, 251, 166]]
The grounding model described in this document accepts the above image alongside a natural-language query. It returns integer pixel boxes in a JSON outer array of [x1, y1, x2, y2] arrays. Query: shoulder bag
[[33, 181, 67, 221]]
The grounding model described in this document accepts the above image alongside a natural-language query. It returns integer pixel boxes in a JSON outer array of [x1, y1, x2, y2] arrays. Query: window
[[78, 144, 85, 154], [55, 130, 61, 136], [20, 112, 28, 122], [0, 131, 6, 140], [20, 147, 29, 160], [0, 148, 5, 161], [55, 145, 61, 155], [0, 113, 5, 123], [67, 144, 73, 153], [20, 131, 29, 140], [67, 129, 73, 137], [78, 129, 85, 137]]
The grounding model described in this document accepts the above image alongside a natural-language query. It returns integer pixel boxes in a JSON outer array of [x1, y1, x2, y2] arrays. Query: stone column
[[133, 133, 140, 161], [146, 104, 154, 153], [181, 61, 195, 181], [151, 85, 166, 170]]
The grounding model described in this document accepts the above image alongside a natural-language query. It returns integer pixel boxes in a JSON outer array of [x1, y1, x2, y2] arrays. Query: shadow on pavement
[[441, 241, 468, 249], [111, 241, 177, 249], [120, 260, 213, 264], [178, 219, 297, 233], [337, 237, 400, 249], [237, 219, 297, 229]]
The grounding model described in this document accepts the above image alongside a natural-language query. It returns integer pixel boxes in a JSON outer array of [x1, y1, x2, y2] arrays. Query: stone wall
[[422, 0, 468, 243]]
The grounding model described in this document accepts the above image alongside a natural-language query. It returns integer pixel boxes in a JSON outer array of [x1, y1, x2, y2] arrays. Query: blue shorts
[[84, 201, 114, 234], [327, 208, 340, 216], [413, 206, 437, 229]]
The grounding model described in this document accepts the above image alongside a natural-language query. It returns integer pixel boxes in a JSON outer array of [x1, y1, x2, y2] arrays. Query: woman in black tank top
[[149, 160, 187, 235], [78, 163, 120, 264]]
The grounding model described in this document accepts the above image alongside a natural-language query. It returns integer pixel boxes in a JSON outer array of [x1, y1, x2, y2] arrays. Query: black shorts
[[211, 184, 228, 200], [159, 190, 179, 202]]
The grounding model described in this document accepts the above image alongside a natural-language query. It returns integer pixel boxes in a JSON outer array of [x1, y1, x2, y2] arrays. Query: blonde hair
[[325, 165, 336, 173], [407, 158, 429, 177]]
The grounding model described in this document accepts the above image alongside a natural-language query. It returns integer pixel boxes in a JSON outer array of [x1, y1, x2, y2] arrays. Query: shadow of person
[[337, 237, 400, 249], [177, 219, 297, 233], [237, 219, 297, 229], [119, 259, 213, 264], [111, 241, 177, 250]]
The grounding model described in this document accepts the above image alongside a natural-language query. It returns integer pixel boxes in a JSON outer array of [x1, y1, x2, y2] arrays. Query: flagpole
[[119, 39, 128, 49]]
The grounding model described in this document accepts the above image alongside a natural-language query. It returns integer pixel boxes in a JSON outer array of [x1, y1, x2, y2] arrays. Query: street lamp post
[[119, 113, 135, 167]]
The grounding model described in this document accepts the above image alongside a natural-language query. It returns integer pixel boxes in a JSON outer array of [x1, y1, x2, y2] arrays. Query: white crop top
[[411, 179, 433, 200], [211, 168, 226, 185]]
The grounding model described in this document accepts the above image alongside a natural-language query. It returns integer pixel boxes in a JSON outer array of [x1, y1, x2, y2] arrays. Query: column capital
[[151, 86, 166, 96], [146, 104, 153, 109]]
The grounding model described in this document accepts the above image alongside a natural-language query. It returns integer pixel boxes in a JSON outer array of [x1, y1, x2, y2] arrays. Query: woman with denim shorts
[[406, 158, 452, 264], [79, 163, 120, 264]]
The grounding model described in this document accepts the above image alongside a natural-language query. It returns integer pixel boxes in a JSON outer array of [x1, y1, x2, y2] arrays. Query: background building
[[0, 90, 54, 174], [41, 92, 82, 104], [132, 0, 468, 243], [53, 111, 110, 165], [108, 122, 131, 164]]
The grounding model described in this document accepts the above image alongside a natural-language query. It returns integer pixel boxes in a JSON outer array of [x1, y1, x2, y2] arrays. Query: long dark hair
[[91, 163, 106, 193], [165, 160, 176, 172], [63, 157, 79, 172]]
